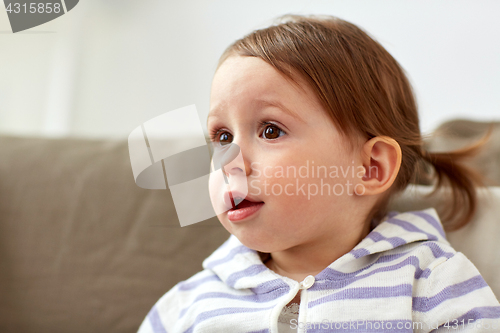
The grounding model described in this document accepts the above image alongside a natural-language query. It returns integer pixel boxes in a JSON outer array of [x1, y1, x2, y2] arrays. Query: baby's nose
[[220, 144, 241, 169], [221, 145, 246, 178], [211, 142, 244, 182]]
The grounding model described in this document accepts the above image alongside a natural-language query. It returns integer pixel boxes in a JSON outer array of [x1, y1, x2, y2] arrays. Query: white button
[[299, 275, 315, 289]]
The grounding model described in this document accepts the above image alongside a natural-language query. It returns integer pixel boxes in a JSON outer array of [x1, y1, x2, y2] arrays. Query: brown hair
[[217, 14, 491, 231]]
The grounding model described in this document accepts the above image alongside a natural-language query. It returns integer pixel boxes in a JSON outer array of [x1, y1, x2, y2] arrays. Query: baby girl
[[138, 15, 500, 332]]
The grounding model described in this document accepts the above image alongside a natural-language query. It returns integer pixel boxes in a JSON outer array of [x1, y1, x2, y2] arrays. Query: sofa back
[[1, 121, 499, 332]]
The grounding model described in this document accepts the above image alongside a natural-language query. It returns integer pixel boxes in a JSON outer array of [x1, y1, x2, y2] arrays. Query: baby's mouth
[[225, 191, 265, 222], [228, 192, 264, 210], [230, 198, 264, 210]]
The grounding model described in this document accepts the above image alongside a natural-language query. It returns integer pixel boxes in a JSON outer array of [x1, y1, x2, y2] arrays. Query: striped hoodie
[[137, 208, 500, 332]]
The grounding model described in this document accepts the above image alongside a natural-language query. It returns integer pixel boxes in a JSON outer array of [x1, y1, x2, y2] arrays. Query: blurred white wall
[[0, 0, 499, 139]]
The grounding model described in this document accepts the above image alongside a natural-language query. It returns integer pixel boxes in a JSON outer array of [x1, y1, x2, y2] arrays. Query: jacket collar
[[202, 208, 448, 290]]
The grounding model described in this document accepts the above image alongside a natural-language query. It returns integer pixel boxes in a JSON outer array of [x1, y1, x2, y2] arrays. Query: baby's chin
[[228, 230, 289, 254], [216, 211, 294, 253]]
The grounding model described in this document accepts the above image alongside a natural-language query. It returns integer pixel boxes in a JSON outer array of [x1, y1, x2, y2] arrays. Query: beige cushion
[[0, 135, 230, 333], [389, 184, 500, 298]]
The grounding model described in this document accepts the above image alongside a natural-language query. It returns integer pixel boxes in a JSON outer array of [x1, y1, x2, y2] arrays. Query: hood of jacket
[[202, 208, 450, 293]]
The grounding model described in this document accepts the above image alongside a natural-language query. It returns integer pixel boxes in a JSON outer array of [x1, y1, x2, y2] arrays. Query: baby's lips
[[222, 189, 249, 209], [222, 190, 233, 210], [222, 190, 239, 209], [222, 189, 265, 210]]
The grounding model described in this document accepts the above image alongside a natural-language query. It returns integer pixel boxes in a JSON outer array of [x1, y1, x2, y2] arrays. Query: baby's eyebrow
[[207, 108, 223, 127], [254, 99, 305, 123], [206, 99, 305, 127]]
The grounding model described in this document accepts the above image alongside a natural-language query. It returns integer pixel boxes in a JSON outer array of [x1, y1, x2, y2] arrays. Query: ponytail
[[418, 124, 494, 231]]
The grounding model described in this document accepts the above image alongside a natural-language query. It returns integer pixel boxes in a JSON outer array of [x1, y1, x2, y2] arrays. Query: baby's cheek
[[263, 176, 318, 209], [267, 173, 352, 209], [208, 170, 228, 215]]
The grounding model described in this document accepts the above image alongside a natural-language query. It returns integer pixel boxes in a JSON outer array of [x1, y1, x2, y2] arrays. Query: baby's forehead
[[212, 56, 317, 98]]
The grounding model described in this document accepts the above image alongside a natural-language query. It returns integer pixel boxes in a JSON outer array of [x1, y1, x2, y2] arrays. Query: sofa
[[0, 119, 498, 333]]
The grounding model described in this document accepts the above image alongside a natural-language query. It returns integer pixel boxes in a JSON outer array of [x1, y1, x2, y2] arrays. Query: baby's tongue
[[235, 199, 261, 209]]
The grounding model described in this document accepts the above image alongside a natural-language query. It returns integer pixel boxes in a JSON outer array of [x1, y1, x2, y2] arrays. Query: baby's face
[[207, 56, 364, 253]]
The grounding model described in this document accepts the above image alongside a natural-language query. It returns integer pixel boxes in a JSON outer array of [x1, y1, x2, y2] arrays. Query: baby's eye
[[218, 132, 233, 145], [261, 124, 285, 140]]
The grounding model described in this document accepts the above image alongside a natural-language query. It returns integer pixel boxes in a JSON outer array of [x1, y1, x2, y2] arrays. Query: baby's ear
[[356, 136, 402, 196]]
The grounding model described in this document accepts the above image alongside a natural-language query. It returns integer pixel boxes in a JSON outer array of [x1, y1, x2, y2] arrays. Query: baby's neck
[[263, 221, 371, 282], [264, 256, 322, 282]]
